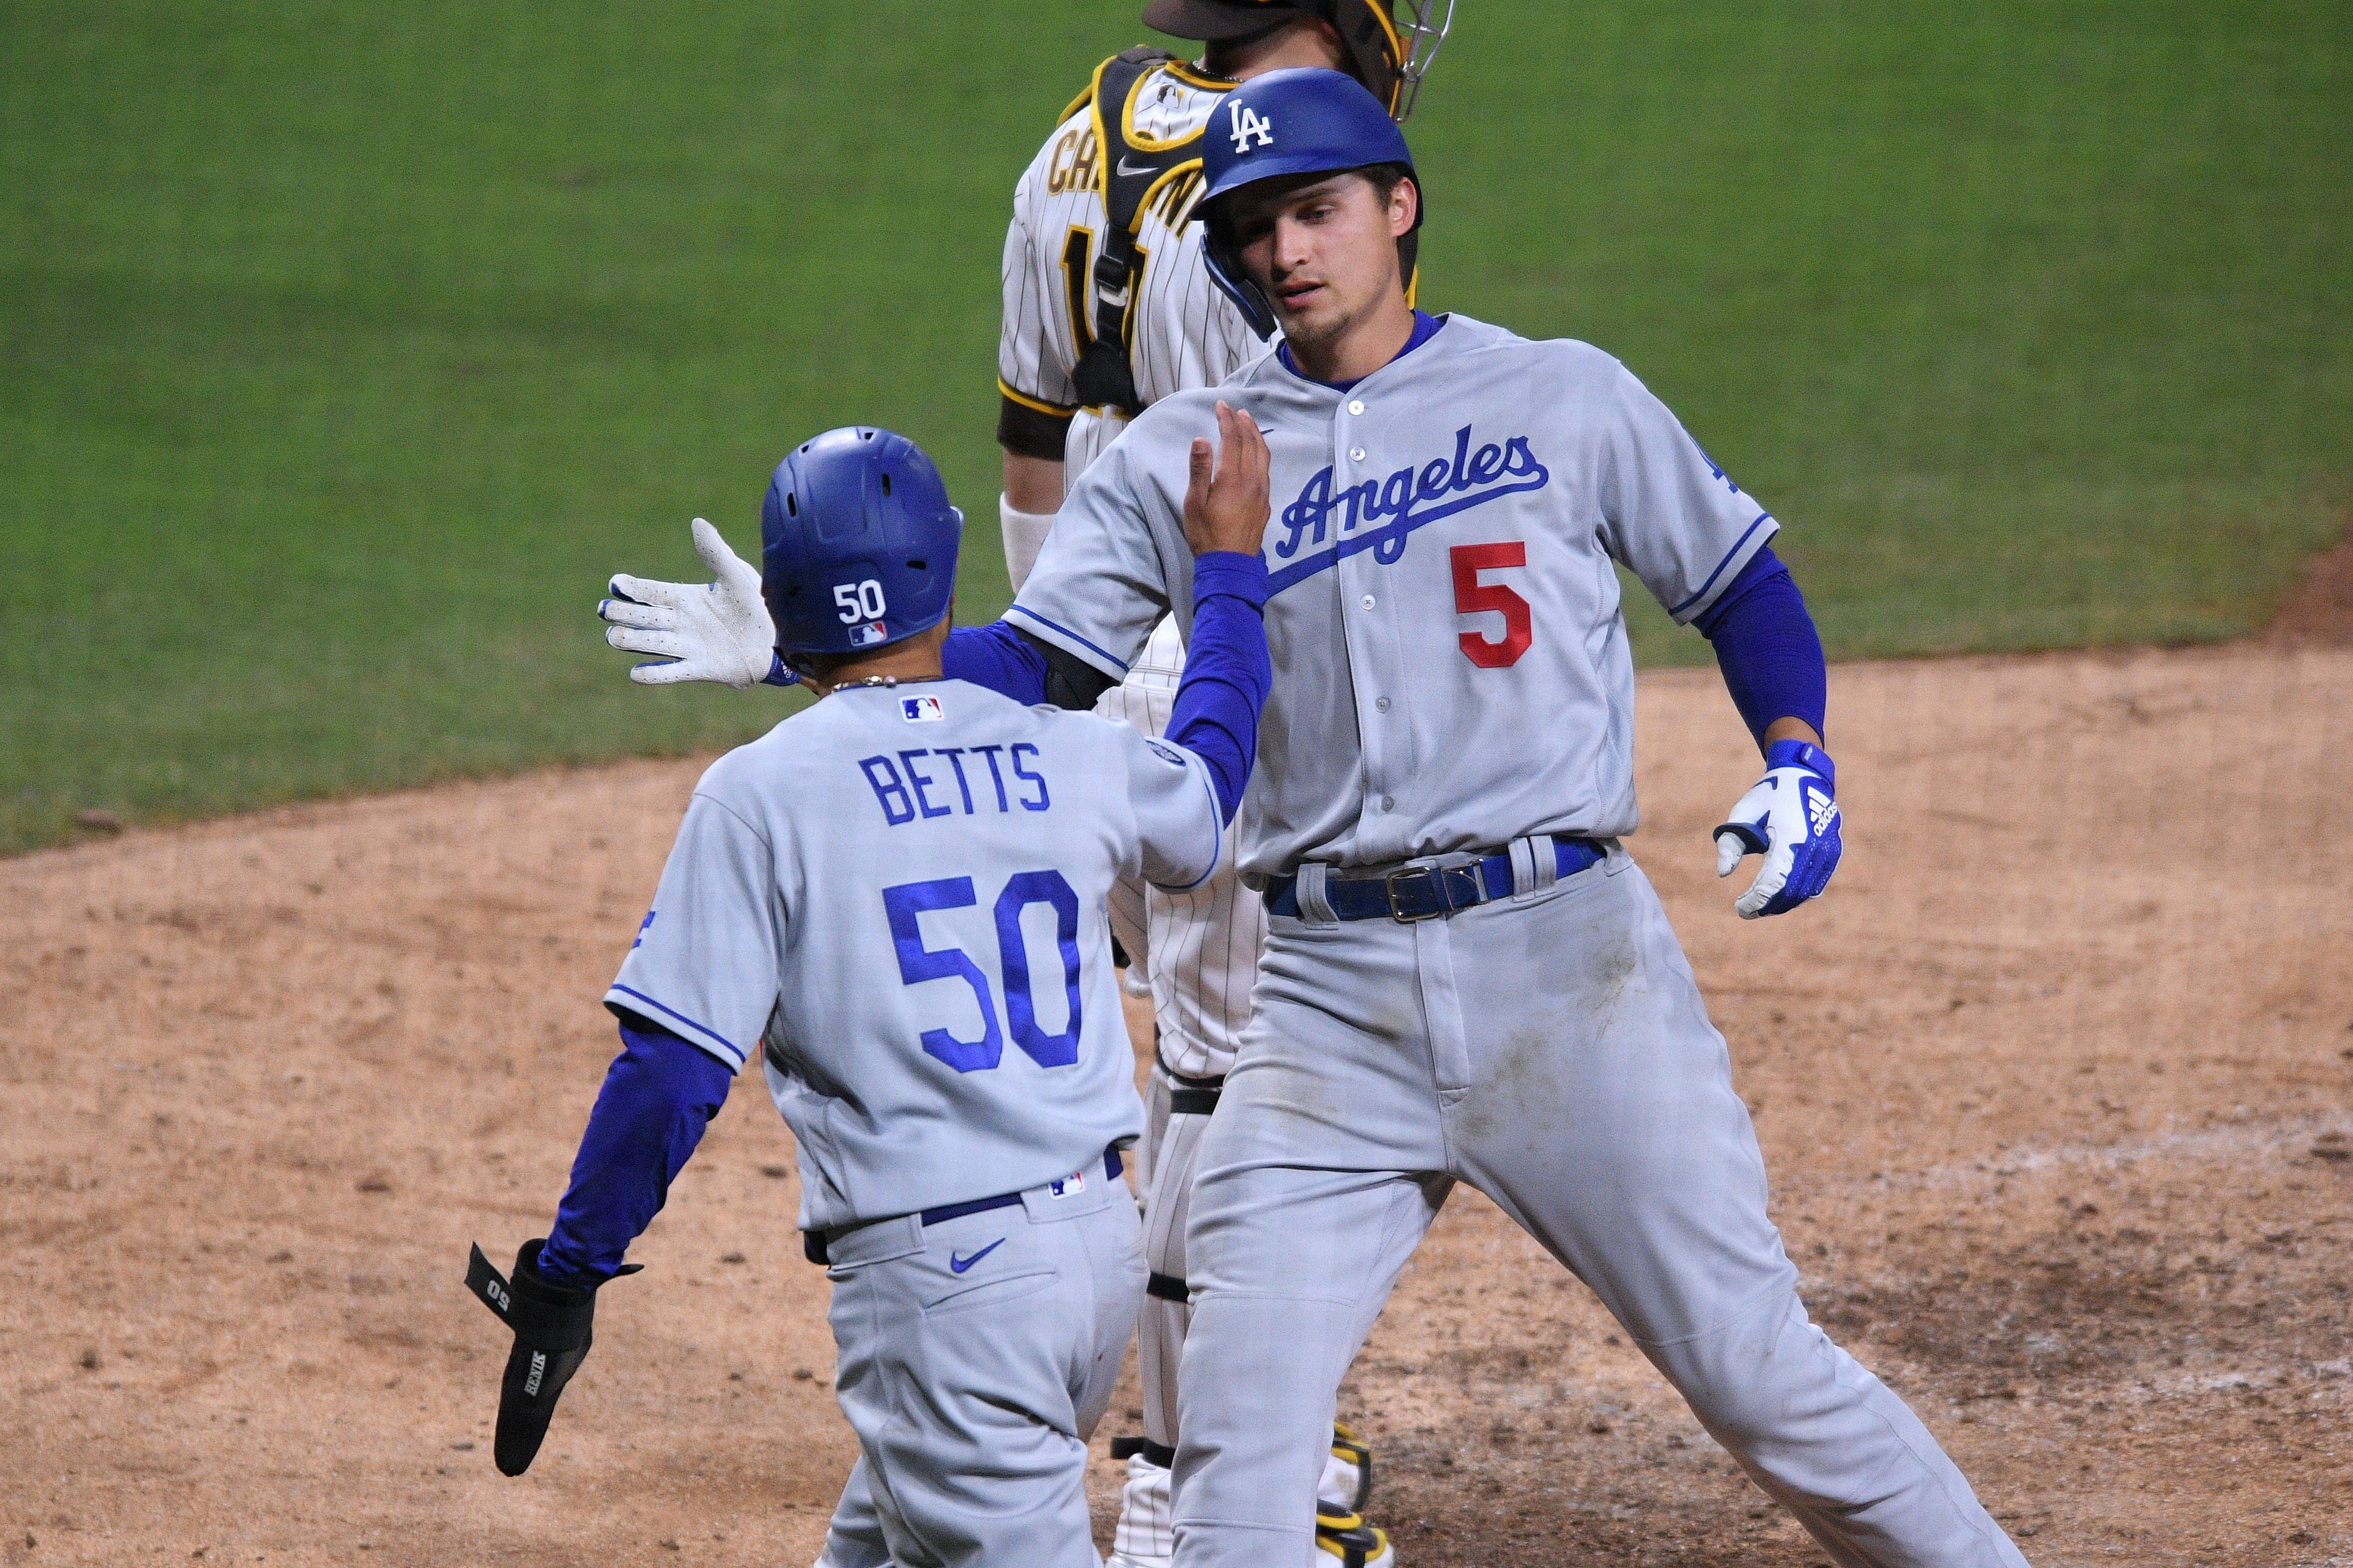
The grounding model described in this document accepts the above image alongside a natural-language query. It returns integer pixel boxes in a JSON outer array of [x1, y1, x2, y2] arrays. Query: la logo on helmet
[[1228, 102, 1274, 154]]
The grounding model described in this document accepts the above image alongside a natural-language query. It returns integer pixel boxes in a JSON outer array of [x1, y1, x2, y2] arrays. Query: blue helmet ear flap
[[1202, 212, 1278, 341]]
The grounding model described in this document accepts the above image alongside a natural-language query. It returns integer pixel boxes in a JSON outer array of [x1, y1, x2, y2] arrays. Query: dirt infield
[[5, 642, 2350, 1566], [2268, 528, 2353, 648]]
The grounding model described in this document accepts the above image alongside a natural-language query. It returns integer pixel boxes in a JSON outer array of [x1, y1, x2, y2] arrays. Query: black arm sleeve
[[998, 394, 1076, 461]]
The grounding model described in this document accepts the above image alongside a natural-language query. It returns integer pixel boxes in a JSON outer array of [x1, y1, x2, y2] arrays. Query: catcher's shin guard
[[1321, 1421, 1374, 1513], [1317, 1424, 1393, 1566]]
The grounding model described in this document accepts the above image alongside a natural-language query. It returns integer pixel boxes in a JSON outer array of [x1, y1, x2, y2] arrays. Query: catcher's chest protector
[[1071, 49, 1421, 416], [1072, 47, 1213, 417]]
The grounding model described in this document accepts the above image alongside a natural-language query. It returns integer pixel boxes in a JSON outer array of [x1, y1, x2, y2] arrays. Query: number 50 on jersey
[[884, 871, 1085, 1075]]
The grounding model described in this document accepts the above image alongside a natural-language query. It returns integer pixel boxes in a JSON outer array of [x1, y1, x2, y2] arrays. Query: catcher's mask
[[1141, 0, 1456, 120]]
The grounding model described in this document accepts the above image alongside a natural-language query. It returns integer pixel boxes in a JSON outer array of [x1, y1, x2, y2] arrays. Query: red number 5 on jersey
[[1451, 542, 1531, 668]]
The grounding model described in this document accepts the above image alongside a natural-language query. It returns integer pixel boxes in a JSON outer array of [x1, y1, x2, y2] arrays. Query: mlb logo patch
[[847, 621, 889, 649], [1047, 1167, 1087, 1199], [901, 695, 944, 723]]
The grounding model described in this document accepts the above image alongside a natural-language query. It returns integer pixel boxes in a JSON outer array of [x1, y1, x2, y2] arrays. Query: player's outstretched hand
[[464, 1240, 640, 1477], [599, 518, 792, 689], [1712, 739, 1842, 919], [1182, 400, 1272, 559]]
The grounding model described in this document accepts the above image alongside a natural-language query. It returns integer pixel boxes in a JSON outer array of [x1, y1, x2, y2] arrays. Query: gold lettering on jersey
[[1148, 168, 1204, 227], [1047, 127, 1100, 196], [1061, 226, 1095, 351]]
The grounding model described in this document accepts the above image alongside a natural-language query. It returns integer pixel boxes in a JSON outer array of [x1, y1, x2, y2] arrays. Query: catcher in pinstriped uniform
[[1001, 12, 1448, 1565]]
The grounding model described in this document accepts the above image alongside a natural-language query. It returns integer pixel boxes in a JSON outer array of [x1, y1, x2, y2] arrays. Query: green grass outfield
[[3, 2, 2347, 854]]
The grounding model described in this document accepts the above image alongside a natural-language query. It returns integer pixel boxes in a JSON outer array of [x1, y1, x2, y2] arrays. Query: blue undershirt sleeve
[[1164, 552, 1272, 822], [1692, 545, 1828, 751], [536, 1018, 735, 1287], [941, 622, 1050, 704]]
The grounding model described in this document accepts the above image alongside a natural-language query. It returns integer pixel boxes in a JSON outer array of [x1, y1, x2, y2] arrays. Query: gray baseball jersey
[[605, 680, 1227, 1232], [1011, 314, 1779, 879]]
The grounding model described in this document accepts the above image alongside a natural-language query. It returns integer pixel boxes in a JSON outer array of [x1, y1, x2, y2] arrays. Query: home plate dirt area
[[4, 642, 2349, 1566]]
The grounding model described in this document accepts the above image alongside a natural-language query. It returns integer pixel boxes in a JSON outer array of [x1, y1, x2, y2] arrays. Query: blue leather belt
[[1264, 837, 1606, 923], [803, 1149, 1124, 1267], [918, 1147, 1123, 1227]]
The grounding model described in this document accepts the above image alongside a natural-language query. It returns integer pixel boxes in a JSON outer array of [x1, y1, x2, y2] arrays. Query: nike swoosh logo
[[1116, 157, 1156, 179], [949, 1239, 1006, 1274]]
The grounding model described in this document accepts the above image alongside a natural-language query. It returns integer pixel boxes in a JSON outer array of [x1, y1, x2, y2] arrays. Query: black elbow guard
[[1021, 628, 1118, 711]]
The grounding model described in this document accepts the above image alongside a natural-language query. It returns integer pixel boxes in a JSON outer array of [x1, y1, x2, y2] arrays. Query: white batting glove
[[1712, 739, 1843, 919], [598, 518, 789, 689]]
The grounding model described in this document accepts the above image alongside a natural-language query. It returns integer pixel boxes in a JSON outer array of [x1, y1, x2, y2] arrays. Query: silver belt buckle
[[1384, 865, 1446, 922]]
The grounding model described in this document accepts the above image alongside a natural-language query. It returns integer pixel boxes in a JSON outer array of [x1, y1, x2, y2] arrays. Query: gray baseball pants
[[1169, 849, 2029, 1568], [815, 1164, 1145, 1568]]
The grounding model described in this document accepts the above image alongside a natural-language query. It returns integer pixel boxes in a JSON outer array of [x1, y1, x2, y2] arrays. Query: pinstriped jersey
[[1092, 618, 1266, 1078], [998, 56, 1271, 1075], [998, 58, 1264, 477]]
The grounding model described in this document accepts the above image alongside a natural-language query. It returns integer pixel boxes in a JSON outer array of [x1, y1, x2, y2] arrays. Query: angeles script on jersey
[[998, 58, 1263, 476], [606, 682, 1226, 1230], [1010, 316, 1781, 879]]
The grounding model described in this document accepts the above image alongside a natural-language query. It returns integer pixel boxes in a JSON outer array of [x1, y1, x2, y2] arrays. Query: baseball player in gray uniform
[[995, 69, 2034, 1568], [599, 9, 1448, 1564], [466, 419, 1279, 1568]]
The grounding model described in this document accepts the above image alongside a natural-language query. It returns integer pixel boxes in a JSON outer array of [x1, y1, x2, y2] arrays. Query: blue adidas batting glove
[[1712, 739, 1842, 919]]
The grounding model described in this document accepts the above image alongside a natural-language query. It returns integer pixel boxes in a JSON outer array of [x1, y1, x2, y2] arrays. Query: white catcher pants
[[1137, 1063, 1215, 1449], [1170, 852, 2030, 1568]]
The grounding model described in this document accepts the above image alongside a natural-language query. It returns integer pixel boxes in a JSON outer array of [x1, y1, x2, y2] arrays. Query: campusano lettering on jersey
[[1269, 424, 1550, 594], [997, 57, 1261, 468], [859, 745, 1053, 825]]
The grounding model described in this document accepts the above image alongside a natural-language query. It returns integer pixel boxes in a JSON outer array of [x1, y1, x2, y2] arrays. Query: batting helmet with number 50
[[760, 427, 964, 663]]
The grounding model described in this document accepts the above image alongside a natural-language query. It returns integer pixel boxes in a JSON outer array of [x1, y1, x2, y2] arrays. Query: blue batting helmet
[[1195, 67, 1422, 338], [760, 427, 963, 660]]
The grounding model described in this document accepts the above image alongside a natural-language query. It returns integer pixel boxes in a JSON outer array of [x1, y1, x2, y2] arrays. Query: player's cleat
[[1314, 1508, 1395, 1567]]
